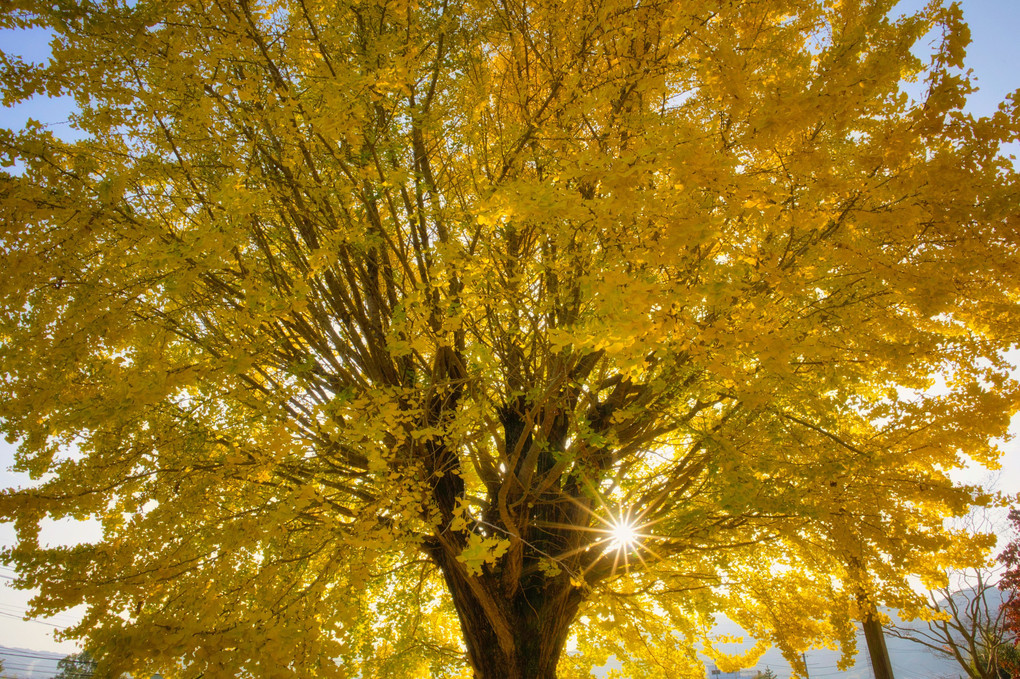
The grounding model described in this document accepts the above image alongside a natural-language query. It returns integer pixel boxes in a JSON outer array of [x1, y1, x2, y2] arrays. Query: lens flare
[[532, 495, 664, 580], [599, 507, 640, 554], [609, 517, 639, 552]]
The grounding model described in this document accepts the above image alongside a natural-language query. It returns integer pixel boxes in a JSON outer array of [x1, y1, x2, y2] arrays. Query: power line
[[0, 602, 82, 625], [1, 662, 57, 672], [0, 609, 67, 628], [0, 659, 63, 671], [0, 598, 83, 625]]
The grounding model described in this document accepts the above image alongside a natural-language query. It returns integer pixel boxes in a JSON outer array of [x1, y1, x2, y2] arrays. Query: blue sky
[[1, 0, 1019, 663]]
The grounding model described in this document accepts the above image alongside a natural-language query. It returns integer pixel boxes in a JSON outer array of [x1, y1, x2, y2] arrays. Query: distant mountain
[[0, 646, 65, 679], [705, 610, 968, 679], [734, 626, 963, 679]]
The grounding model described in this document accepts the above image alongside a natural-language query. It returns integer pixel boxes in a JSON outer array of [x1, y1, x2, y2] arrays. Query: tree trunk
[[861, 607, 895, 679], [429, 541, 583, 679]]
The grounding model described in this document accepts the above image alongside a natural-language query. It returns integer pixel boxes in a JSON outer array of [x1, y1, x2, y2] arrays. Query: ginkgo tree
[[1, 0, 1018, 677]]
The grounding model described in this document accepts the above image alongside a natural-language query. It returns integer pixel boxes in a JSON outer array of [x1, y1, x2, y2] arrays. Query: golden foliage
[[1, 0, 1018, 676]]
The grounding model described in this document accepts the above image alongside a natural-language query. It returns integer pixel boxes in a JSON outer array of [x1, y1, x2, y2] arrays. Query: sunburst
[[594, 503, 663, 577], [603, 515, 636, 554], [606, 509, 641, 553], [531, 491, 666, 580]]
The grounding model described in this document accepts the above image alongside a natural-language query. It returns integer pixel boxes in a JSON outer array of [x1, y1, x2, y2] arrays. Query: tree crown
[[1, 0, 1018, 676]]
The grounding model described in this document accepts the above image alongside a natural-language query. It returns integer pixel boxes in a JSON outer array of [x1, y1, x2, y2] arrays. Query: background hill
[[0, 646, 64, 679]]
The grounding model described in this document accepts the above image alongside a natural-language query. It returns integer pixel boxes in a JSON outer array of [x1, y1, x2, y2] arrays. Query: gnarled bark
[[428, 539, 584, 679]]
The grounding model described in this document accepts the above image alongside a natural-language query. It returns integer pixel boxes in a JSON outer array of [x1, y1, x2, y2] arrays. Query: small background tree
[[998, 508, 1020, 677], [53, 651, 95, 679], [891, 566, 1016, 679]]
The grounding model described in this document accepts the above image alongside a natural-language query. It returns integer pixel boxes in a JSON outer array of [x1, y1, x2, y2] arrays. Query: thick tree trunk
[[457, 595, 576, 679], [429, 541, 583, 679]]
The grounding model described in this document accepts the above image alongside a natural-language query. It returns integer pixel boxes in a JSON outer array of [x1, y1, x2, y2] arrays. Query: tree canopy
[[1, 0, 1018, 677]]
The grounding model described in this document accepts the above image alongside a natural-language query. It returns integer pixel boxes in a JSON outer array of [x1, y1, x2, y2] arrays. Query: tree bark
[[862, 608, 895, 679], [428, 540, 583, 679]]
